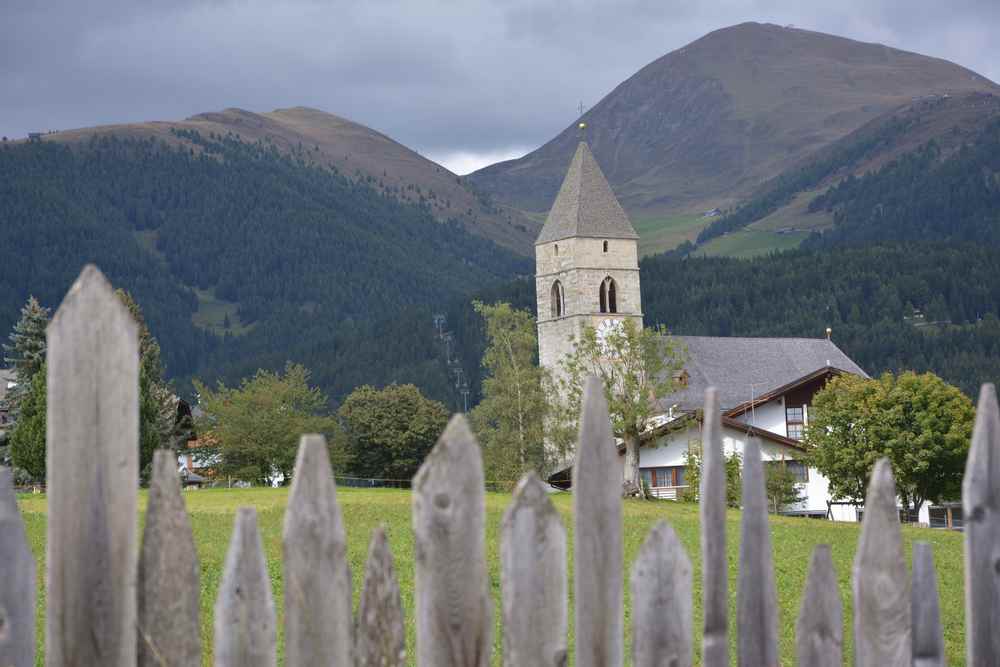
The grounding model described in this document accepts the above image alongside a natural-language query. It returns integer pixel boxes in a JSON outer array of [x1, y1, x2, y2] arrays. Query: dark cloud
[[3, 0, 998, 171]]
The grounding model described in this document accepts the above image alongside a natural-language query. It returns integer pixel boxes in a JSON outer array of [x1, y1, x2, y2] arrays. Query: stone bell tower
[[535, 141, 643, 379]]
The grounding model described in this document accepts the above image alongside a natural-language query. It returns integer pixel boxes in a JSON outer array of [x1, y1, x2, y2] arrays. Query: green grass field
[[190, 287, 254, 336], [17, 487, 966, 665], [697, 229, 810, 259], [633, 214, 711, 256]]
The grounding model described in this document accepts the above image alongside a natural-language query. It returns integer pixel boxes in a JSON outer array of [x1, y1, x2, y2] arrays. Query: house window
[[640, 466, 686, 488], [599, 277, 617, 313], [603, 240, 609, 253], [786, 405, 804, 440], [766, 459, 808, 483], [550, 281, 564, 318]]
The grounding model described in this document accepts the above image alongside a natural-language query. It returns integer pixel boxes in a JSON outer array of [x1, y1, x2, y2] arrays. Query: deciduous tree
[[338, 383, 448, 481], [559, 319, 685, 497], [195, 363, 343, 485], [468, 301, 567, 485], [9, 363, 46, 480], [805, 371, 974, 514]]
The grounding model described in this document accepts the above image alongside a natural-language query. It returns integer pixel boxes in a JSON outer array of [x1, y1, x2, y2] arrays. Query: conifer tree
[[3, 296, 50, 416]]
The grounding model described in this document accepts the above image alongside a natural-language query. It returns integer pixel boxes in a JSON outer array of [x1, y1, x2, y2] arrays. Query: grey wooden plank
[[912, 542, 946, 667], [573, 375, 623, 667], [412, 414, 492, 667], [737, 438, 779, 667], [500, 471, 568, 667], [45, 264, 139, 667], [283, 434, 352, 666], [631, 520, 692, 667], [0, 467, 36, 667], [137, 450, 201, 666], [964, 383, 1000, 667], [700, 387, 728, 667], [853, 458, 911, 667], [214, 508, 277, 667], [795, 544, 842, 667], [355, 526, 406, 667]]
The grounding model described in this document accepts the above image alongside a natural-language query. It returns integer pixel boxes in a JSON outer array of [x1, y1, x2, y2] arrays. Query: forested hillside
[[0, 133, 528, 406], [451, 243, 1000, 401]]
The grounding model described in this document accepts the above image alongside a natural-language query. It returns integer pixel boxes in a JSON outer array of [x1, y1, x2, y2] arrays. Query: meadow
[[17, 486, 966, 666]]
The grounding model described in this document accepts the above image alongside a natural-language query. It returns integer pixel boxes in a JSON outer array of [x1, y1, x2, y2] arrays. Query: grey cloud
[[2, 0, 998, 159]]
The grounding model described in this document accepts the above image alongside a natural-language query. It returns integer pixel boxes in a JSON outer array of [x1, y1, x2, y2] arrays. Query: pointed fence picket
[[3, 265, 1000, 666], [137, 450, 200, 666]]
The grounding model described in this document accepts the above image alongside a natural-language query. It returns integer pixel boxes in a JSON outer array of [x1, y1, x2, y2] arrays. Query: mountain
[[0, 130, 529, 407], [695, 91, 1000, 250], [468, 22, 998, 228], [28, 106, 540, 254]]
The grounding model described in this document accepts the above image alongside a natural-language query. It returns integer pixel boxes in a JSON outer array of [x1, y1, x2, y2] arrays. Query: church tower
[[536, 141, 643, 377]]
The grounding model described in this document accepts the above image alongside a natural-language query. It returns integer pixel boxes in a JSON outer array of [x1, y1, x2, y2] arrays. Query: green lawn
[[698, 229, 810, 259], [190, 287, 254, 336], [633, 214, 712, 256], [17, 487, 966, 665]]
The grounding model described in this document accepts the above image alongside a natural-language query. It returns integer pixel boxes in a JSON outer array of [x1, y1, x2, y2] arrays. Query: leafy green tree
[[9, 363, 46, 481], [3, 296, 50, 415], [682, 439, 742, 507], [339, 383, 449, 480], [469, 301, 565, 484], [195, 363, 342, 485], [805, 371, 974, 514], [765, 459, 806, 513], [560, 319, 685, 497]]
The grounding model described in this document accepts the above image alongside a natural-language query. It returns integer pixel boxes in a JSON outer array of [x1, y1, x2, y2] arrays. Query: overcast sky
[[4, 0, 998, 174]]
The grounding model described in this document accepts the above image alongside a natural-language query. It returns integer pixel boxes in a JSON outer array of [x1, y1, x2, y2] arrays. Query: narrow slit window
[[603, 240, 608, 253], [551, 281, 564, 318]]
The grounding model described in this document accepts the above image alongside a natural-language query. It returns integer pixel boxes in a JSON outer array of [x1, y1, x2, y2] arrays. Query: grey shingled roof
[[660, 336, 869, 412], [535, 142, 639, 244]]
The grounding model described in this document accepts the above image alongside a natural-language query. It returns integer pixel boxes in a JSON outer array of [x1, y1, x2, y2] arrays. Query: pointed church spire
[[536, 142, 639, 245]]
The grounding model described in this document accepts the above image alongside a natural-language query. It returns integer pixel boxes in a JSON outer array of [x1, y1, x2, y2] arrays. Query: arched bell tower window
[[551, 280, 564, 318], [599, 276, 617, 314]]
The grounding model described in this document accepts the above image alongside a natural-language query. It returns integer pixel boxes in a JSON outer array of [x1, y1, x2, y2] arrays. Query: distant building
[[536, 141, 891, 523], [27, 133, 42, 143]]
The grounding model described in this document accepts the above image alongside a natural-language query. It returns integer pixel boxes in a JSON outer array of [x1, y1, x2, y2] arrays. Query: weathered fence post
[[912, 542, 945, 667], [137, 450, 201, 666], [631, 520, 692, 667], [853, 458, 911, 667], [45, 264, 138, 667], [355, 526, 406, 667], [214, 508, 277, 667], [964, 383, 1000, 667], [412, 415, 492, 667], [283, 434, 352, 666], [574, 375, 623, 667], [737, 438, 779, 667], [500, 471, 567, 667], [0, 467, 35, 667], [795, 544, 842, 667], [700, 387, 728, 667]]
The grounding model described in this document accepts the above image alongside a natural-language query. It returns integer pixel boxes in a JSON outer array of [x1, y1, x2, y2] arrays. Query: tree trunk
[[623, 431, 646, 499]]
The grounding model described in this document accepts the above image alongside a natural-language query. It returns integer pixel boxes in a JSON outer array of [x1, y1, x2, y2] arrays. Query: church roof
[[659, 336, 869, 413], [535, 142, 639, 245]]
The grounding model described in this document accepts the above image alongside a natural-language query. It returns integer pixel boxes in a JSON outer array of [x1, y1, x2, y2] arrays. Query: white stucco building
[[535, 141, 900, 523]]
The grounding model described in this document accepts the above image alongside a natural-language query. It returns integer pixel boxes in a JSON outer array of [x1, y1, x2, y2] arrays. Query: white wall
[[732, 396, 787, 437], [640, 421, 833, 514]]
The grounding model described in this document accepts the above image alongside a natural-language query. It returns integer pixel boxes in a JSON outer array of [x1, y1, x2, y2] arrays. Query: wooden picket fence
[[0, 264, 999, 666]]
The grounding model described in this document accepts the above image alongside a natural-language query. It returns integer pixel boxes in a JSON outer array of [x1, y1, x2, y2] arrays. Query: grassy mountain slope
[[0, 132, 529, 406], [697, 92, 1000, 251], [26, 106, 539, 254], [468, 22, 997, 237]]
